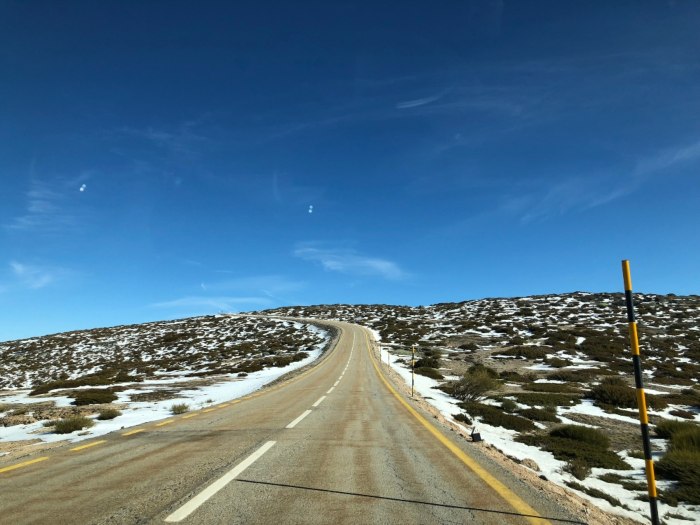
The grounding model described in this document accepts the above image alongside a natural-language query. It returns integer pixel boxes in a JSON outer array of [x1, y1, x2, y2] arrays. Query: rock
[[521, 458, 540, 472]]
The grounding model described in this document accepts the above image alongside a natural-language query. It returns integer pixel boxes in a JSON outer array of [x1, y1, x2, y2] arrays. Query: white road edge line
[[164, 440, 276, 523], [326, 387, 334, 394], [333, 381, 339, 387], [312, 396, 327, 407], [286, 409, 312, 429]]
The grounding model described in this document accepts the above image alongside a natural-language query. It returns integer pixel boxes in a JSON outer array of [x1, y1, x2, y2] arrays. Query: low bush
[[565, 481, 622, 507], [509, 392, 580, 408], [545, 357, 570, 368], [589, 377, 668, 410], [452, 413, 472, 425], [656, 449, 700, 504], [517, 430, 631, 474], [598, 473, 647, 491], [414, 367, 444, 380], [655, 420, 698, 440], [171, 403, 189, 415], [97, 408, 121, 420], [518, 407, 560, 422], [450, 367, 502, 401], [669, 409, 696, 419], [460, 401, 535, 432], [668, 425, 700, 453], [499, 370, 535, 383], [500, 398, 518, 413], [550, 425, 610, 448], [666, 389, 700, 408], [72, 389, 118, 406], [548, 369, 599, 383], [523, 382, 579, 394], [499, 346, 548, 360], [415, 357, 440, 369], [564, 458, 591, 480], [54, 415, 95, 434]]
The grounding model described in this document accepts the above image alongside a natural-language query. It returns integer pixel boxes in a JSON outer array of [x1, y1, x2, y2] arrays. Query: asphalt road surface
[[0, 321, 584, 525]]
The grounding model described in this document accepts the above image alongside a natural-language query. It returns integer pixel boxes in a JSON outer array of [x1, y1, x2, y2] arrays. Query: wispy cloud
[[10, 261, 64, 289], [150, 296, 273, 311], [5, 168, 90, 233], [511, 137, 700, 223], [294, 244, 407, 280], [117, 119, 212, 158], [396, 93, 443, 109], [203, 274, 304, 295], [636, 138, 700, 175]]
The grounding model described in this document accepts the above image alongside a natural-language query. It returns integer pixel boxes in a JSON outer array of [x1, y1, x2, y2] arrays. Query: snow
[[1, 335, 328, 447], [381, 346, 700, 525]]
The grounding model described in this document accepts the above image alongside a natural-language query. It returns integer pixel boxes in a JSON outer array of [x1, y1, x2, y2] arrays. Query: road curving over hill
[[0, 320, 585, 524]]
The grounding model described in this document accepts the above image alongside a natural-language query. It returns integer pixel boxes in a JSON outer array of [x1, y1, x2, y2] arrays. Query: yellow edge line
[[71, 439, 107, 452], [122, 429, 146, 436], [182, 413, 198, 419], [363, 331, 550, 525], [156, 419, 175, 427], [202, 408, 216, 413], [0, 456, 49, 474]]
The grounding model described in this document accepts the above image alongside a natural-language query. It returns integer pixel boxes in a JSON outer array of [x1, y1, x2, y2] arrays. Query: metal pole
[[411, 345, 415, 398], [622, 260, 660, 525]]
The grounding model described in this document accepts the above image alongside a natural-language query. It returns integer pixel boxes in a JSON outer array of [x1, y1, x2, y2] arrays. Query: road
[[0, 321, 583, 524]]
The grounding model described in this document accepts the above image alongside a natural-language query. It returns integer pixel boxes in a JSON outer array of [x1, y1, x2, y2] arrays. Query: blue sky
[[2, 1, 699, 341]]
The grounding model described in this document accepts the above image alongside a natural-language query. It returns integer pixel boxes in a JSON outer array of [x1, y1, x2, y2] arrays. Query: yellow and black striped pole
[[622, 260, 660, 525]]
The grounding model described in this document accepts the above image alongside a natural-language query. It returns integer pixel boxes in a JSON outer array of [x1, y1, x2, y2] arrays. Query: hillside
[[0, 315, 332, 454], [261, 292, 700, 523]]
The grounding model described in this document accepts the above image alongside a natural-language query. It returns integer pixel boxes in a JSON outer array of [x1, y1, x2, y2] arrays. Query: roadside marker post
[[621, 260, 660, 525], [411, 345, 416, 398]]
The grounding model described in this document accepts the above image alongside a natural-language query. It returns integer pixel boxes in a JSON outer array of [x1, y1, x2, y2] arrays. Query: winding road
[[0, 321, 583, 524]]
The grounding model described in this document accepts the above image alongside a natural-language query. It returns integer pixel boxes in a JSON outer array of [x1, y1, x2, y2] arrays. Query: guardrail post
[[622, 260, 660, 525]]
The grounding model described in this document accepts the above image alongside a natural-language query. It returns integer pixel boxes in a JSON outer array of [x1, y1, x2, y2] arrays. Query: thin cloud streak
[[5, 172, 90, 233], [150, 296, 273, 311], [294, 245, 407, 280], [10, 261, 63, 289]]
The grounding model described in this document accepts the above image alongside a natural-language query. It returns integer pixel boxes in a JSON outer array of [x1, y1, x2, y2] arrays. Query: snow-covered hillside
[[263, 292, 700, 524]]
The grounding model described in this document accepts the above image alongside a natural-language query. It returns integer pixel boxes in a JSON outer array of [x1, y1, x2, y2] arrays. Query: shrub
[[452, 413, 472, 425], [510, 392, 580, 407], [668, 425, 700, 453], [565, 481, 622, 507], [97, 408, 121, 420], [460, 401, 535, 432], [171, 403, 189, 415], [500, 398, 518, 413], [72, 389, 118, 406], [550, 425, 610, 448], [655, 420, 698, 440], [518, 407, 560, 422], [499, 346, 548, 360], [656, 449, 700, 504], [589, 377, 669, 411], [669, 409, 696, 419], [548, 369, 599, 383], [450, 368, 502, 401], [564, 458, 591, 480], [517, 431, 631, 473], [415, 357, 440, 369], [524, 382, 579, 394], [414, 367, 443, 380], [54, 416, 95, 434]]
